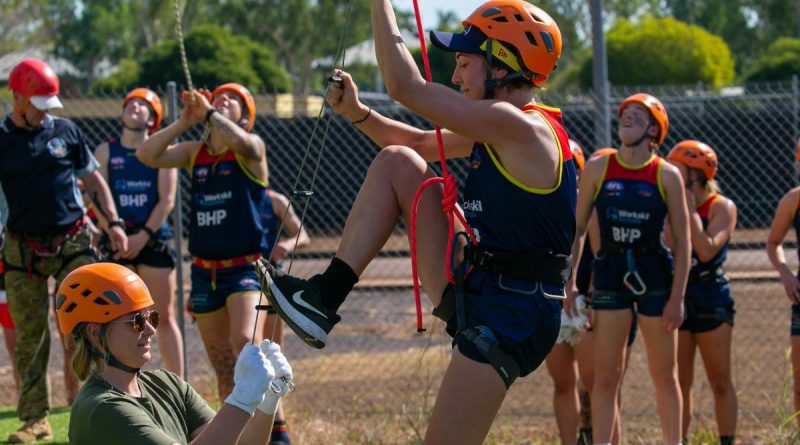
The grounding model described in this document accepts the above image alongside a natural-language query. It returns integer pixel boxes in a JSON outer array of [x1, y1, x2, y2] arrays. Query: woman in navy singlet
[[136, 83, 269, 405], [567, 93, 690, 445], [257, 1, 575, 442], [94, 88, 183, 376], [766, 137, 800, 427], [666, 141, 738, 445]]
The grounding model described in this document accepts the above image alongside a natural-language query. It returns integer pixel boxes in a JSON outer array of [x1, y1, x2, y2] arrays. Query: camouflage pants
[[3, 224, 96, 421]]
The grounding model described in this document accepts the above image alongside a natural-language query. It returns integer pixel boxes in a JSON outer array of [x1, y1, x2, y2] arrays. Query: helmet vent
[[65, 302, 77, 314], [93, 297, 110, 306], [540, 31, 555, 53], [493, 16, 509, 23], [526, 32, 538, 46], [529, 12, 546, 23], [514, 14, 524, 22], [81, 289, 92, 297], [103, 291, 122, 304], [69, 283, 80, 289], [481, 7, 502, 17]]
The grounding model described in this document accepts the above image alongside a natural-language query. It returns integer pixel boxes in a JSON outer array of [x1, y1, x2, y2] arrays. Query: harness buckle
[[474, 250, 494, 269]]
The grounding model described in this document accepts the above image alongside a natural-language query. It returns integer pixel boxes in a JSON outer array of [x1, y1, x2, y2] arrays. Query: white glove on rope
[[225, 343, 274, 415], [556, 294, 590, 346], [257, 340, 294, 415]]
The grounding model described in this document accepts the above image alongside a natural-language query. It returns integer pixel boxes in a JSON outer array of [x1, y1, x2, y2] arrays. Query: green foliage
[[742, 38, 800, 82], [579, 16, 735, 88], [411, 47, 457, 89], [128, 24, 289, 93], [89, 59, 141, 94]]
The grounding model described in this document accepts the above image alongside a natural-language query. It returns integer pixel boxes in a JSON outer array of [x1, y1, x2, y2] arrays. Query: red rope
[[408, 0, 477, 332]]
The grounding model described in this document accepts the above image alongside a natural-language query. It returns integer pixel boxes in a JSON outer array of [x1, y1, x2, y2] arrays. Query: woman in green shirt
[[55, 262, 292, 445]]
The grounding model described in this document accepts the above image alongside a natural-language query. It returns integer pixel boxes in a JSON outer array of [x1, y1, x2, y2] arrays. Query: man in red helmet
[[0, 58, 128, 443]]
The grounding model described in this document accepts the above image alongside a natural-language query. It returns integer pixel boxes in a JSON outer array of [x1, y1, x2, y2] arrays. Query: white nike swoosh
[[292, 290, 327, 319]]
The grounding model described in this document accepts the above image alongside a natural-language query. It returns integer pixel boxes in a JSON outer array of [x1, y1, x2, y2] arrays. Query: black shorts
[[101, 236, 176, 269]]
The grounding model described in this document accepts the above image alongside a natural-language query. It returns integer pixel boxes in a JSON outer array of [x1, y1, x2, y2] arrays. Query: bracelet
[[108, 219, 125, 230], [205, 109, 218, 124], [352, 108, 371, 124], [141, 226, 156, 239]]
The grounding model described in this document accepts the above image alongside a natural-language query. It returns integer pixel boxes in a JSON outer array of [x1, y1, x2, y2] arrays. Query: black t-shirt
[[0, 114, 97, 235]]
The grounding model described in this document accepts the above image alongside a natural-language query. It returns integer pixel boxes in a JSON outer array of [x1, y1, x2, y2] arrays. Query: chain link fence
[[1, 79, 799, 441]]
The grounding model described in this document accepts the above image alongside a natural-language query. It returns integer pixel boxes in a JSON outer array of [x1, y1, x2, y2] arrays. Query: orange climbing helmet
[[430, 0, 562, 84], [667, 140, 718, 181], [124, 88, 163, 131], [212, 83, 256, 132], [55, 263, 154, 335], [618, 93, 669, 146], [570, 139, 585, 171], [590, 147, 618, 160]]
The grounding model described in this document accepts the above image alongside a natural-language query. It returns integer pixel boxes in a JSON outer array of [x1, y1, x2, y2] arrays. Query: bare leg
[[695, 324, 736, 437], [138, 265, 183, 375], [677, 330, 696, 440], [591, 310, 632, 442], [196, 309, 236, 400], [227, 291, 264, 353], [335, 146, 461, 306], [638, 314, 682, 444], [425, 349, 506, 445], [546, 343, 579, 445]]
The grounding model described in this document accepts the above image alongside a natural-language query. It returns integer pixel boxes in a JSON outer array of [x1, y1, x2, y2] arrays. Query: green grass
[[0, 407, 70, 444]]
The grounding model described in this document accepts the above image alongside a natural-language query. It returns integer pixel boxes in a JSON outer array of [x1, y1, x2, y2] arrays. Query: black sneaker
[[254, 259, 339, 348]]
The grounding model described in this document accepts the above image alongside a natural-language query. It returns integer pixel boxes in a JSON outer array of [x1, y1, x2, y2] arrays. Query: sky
[[394, 0, 486, 30]]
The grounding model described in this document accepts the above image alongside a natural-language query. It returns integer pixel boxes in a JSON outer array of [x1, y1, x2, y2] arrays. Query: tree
[[193, 0, 372, 94], [93, 24, 290, 94], [1, 0, 74, 57], [742, 38, 800, 82], [578, 16, 735, 88]]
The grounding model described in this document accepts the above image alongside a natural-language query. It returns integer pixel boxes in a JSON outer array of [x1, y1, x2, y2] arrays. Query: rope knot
[[441, 175, 458, 213]]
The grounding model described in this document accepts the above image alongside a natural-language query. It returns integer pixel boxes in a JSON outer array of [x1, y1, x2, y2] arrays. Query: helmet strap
[[122, 122, 149, 133], [95, 324, 141, 374], [482, 38, 530, 99], [484, 38, 497, 100], [628, 118, 654, 148]]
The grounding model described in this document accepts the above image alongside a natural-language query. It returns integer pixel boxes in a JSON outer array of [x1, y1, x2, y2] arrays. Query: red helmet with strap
[[8, 58, 62, 110]]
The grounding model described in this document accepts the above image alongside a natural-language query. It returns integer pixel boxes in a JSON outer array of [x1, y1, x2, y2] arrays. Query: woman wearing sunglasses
[[56, 262, 292, 445]]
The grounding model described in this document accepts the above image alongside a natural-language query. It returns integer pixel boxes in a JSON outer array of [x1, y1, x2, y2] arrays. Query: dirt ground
[[0, 271, 796, 443]]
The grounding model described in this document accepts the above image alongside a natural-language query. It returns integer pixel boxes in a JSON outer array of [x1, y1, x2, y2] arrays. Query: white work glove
[[556, 294, 590, 346], [257, 340, 293, 415], [224, 343, 274, 415]]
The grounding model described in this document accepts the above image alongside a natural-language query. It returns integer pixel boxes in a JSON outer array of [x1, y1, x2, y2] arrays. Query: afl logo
[[47, 138, 68, 158], [605, 181, 624, 192]]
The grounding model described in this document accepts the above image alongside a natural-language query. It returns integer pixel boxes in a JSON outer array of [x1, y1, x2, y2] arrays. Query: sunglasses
[[109, 310, 160, 333]]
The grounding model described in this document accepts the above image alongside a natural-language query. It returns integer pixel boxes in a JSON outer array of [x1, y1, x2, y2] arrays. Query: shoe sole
[[260, 268, 327, 349]]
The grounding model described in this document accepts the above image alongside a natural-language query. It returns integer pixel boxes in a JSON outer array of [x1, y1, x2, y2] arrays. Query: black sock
[[719, 435, 734, 445], [314, 257, 359, 313]]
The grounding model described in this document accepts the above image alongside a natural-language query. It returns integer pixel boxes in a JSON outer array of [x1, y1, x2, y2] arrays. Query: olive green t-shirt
[[69, 369, 216, 445]]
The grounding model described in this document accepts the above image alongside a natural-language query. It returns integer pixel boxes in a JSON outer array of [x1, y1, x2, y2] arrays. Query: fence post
[[590, 0, 611, 149], [793, 75, 799, 149], [167, 81, 188, 380]]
